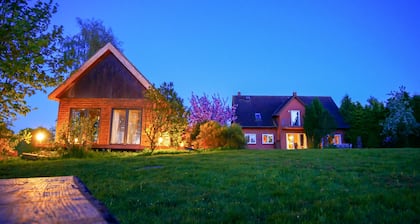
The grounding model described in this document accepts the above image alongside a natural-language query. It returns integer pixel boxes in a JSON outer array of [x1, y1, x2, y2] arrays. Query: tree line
[[303, 86, 419, 149], [339, 86, 419, 148]]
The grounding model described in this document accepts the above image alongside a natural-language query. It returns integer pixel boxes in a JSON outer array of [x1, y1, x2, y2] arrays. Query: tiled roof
[[232, 94, 349, 129]]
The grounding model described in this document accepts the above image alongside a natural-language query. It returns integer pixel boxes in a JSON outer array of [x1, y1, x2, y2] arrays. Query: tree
[[410, 95, 420, 146], [189, 93, 237, 126], [339, 94, 356, 144], [340, 95, 386, 148], [0, 0, 69, 127], [381, 86, 418, 146], [364, 97, 386, 147], [63, 17, 122, 72], [304, 98, 336, 148], [144, 82, 187, 152], [57, 114, 99, 150], [156, 82, 188, 147]]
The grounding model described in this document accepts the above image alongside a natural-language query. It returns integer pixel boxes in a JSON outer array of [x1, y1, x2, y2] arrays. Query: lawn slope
[[1, 148, 419, 223]]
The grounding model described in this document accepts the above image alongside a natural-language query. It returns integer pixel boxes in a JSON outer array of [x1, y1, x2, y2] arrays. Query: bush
[[196, 121, 224, 149], [195, 121, 246, 150], [222, 123, 246, 149], [15, 141, 38, 155], [61, 146, 94, 159]]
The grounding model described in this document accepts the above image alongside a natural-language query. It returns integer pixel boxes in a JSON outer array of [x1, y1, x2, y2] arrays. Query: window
[[245, 133, 257, 144], [262, 134, 274, 144], [287, 133, 307, 149], [333, 134, 342, 145], [290, 110, 301, 126], [70, 108, 100, 143], [111, 109, 142, 144], [255, 113, 262, 121]]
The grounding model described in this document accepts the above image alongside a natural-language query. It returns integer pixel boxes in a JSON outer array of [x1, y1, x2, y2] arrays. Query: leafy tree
[[57, 115, 99, 150], [0, 0, 69, 127], [0, 123, 17, 157], [339, 94, 356, 143], [410, 95, 420, 146], [144, 82, 187, 152], [411, 95, 420, 123], [381, 86, 418, 146], [340, 95, 386, 148], [63, 17, 122, 72], [304, 98, 336, 148], [364, 97, 386, 147], [157, 82, 188, 147]]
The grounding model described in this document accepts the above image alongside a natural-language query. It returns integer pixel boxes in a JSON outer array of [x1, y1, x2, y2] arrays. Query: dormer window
[[290, 110, 300, 126], [255, 113, 262, 121]]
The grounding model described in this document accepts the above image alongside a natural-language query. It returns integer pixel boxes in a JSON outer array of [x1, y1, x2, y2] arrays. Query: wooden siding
[[56, 98, 150, 150], [60, 54, 146, 99]]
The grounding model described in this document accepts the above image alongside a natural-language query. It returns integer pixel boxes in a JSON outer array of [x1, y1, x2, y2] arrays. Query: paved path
[[0, 176, 118, 223]]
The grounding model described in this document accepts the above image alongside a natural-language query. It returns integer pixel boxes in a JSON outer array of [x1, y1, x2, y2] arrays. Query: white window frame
[[110, 109, 142, 145], [333, 134, 342, 145], [262, 134, 274, 145], [290, 110, 301, 127], [245, 133, 257, 145]]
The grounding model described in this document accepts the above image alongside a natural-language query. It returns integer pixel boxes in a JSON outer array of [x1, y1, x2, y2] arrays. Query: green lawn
[[1, 148, 419, 223]]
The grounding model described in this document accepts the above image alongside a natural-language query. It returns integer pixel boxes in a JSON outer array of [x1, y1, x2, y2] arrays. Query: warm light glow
[[74, 138, 79, 143], [158, 137, 163, 144], [180, 142, 185, 148], [35, 132, 46, 143]]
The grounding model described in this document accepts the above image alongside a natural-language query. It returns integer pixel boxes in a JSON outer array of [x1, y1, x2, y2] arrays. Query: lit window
[[286, 133, 307, 149], [290, 110, 301, 126], [245, 133, 257, 144], [111, 109, 142, 144], [262, 134, 274, 144], [255, 113, 262, 121], [333, 134, 342, 145]]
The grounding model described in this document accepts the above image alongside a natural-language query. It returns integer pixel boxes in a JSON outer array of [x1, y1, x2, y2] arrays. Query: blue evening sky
[[12, 0, 420, 132]]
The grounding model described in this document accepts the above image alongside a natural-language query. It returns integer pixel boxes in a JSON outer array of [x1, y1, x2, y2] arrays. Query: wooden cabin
[[48, 43, 152, 150]]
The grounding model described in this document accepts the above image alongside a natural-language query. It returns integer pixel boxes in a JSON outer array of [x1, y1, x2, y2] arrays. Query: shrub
[[196, 121, 224, 149], [222, 123, 246, 149], [195, 121, 245, 150], [61, 145, 94, 159]]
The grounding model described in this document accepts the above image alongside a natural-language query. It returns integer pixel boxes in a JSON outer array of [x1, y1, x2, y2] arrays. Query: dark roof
[[232, 96, 290, 127], [232, 95, 349, 129]]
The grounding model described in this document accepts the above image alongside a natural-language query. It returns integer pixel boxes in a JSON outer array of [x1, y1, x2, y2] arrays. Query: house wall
[[56, 98, 150, 150], [242, 128, 277, 149], [275, 97, 306, 149], [276, 97, 306, 128]]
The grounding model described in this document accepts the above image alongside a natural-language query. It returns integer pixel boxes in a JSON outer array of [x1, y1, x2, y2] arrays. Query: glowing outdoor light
[[35, 131, 46, 143], [158, 137, 163, 145]]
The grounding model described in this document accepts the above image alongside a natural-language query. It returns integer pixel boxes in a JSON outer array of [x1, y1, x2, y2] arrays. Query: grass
[[0, 148, 419, 223]]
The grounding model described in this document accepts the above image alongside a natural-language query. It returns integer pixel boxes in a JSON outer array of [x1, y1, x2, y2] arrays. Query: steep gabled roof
[[48, 43, 152, 101], [233, 94, 349, 129], [233, 95, 290, 127]]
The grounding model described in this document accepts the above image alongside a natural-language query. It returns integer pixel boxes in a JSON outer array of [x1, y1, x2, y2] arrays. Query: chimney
[[293, 91, 297, 97]]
